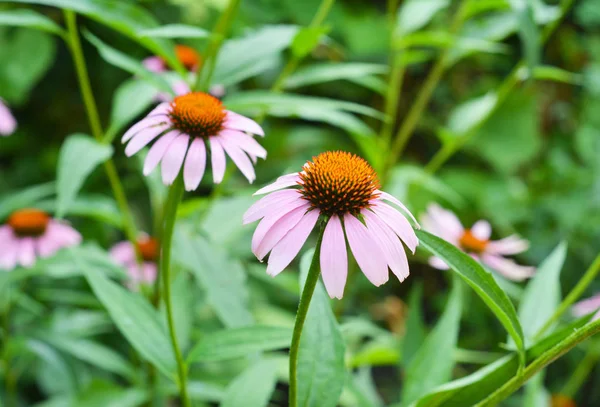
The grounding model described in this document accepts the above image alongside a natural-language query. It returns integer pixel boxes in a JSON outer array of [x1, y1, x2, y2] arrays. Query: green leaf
[[523, 372, 549, 407], [56, 134, 113, 218], [37, 194, 124, 228], [75, 381, 148, 407], [415, 230, 526, 365], [27, 339, 77, 395], [139, 24, 210, 39], [291, 26, 329, 59], [532, 65, 583, 85], [163, 274, 194, 352], [401, 282, 426, 367], [284, 63, 388, 89], [5, 0, 184, 73], [517, 242, 567, 343], [396, 0, 450, 36], [509, 0, 540, 73], [0, 9, 64, 35], [188, 325, 291, 363], [401, 279, 463, 405], [77, 251, 177, 379], [220, 359, 279, 407], [0, 182, 55, 220], [83, 30, 173, 94], [296, 250, 346, 407], [447, 92, 498, 135]]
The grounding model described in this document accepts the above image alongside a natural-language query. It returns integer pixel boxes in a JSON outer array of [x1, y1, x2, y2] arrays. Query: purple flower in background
[[573, 293, 600, 321], [110, 235, 158, 290], [0, 99, 17, 136]]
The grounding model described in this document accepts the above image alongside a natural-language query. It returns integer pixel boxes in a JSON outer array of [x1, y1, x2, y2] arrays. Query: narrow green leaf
[[188, 326, 291, 363], [532, 66, 583, 85], [0, 9, 64, 35], [76, 381, 149, 407], [509, 0, 540, 73], [220, 359, 279, 407], [56, 134, 113, 218], [415, 230, 526, 365], [291, 26, 328, 59], [76, 252, 177, 379], [139, 24, 210, 39], [447, 92, 498, 135], [401, 282, 426, 367], [402, 279, 463, 405], [37, 195, 124, 228], [396, 0, 450, 36], [296, 250, 346, 407], [284, 63, 388, 89]]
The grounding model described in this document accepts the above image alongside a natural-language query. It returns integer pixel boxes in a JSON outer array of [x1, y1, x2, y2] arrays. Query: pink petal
[[0, 100, 17, 136], [266, 210, 319, 277], [320, 215, 348, 299], [254, 173, 301, 195], [372, 203, 418, 253], [142, 263, 158, 284], [217, 135, 256, 183], [344, 214, 389, 286], [251, 201, 310, 255], [122, 109, 170, 143], [486, 235, 530, 255], [223, 111, 264, 136], [110, 241, 136, 265], [17, 237, 36, 268], [471, 220, 491, 240], [36, 234, 61, 258], [481, 254, 536, 282], [422, 203, 464, 242], [375, 190, 419, 227], [172, 80, 191, 96], [0, 233, 19, 271], [209, 136, 226, 184], [429, 256, 450, 270], [183, 138, 207, 191], [143, 130, 180, 176], [218, 129, 267, 159], [255, 205, 308, 260], [142, 56, 166, 73], [161, 134, 189, 185], [243, 189, 304, 224], [363, 210, 410, 282], [125, 123, 170, 156], [573, 294, 600, 318]]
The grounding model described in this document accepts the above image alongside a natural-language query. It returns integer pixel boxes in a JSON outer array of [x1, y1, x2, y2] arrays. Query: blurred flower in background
[[0, 209, 81, 270], [422, 203, 535, 281], [110, 235, 159, 290], [572, 293, 600, 321], [122, 91, 265, 190], [0, 98, 17, 136], [244, 151, 418, 299]]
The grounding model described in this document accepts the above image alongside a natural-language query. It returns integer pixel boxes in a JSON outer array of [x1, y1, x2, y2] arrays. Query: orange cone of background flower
[[110, 235, 159, 290], [244, 151, 419, 299]]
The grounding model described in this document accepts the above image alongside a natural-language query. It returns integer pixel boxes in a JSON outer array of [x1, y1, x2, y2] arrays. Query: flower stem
[[159, 176, 190, 407], [289, 222, 325, 407], [63, 10, 140, 259], [195, 0, 242, 92]]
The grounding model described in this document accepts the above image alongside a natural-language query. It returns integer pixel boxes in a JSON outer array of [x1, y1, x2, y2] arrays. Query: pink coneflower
[[0, 209, 81, 270], [110, 236, 158, 289], [243, 151, 419, 299], [421, 203, 535, 281], [0, 99, 17, 136], [143, 44, 202, 73], [572, 293, 600, 321], [122, 91, 266, 190]]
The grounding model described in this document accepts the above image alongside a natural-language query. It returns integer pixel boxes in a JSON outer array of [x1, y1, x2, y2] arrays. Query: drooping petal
[[254, 173, 301, 196], [486, 235, 530, 255], [266, 210, 319, 277], [209, 136, 227, 184], [161, 134, 189, 185], [218, 135, 256, 183], [17, 237, 36, 268], [371, 203, 418, 253], [573, 294, 600, 318], [142, 56, 166, 73], [110, 241, 136, 266], [251, 201, 310, 255], [122, 109, 170, 142], [429, 256, 450, 270], [320, 215, 348, 299], [143, 130, 180, 175], [0, 100, 17, 136], [471, 220, 491, 240], [218, 129, 267, 159], [183, 138, 207, 191], [481, 254, 536, 282], [141, 263, 158, 284], [375, 190, 419, 227], [243, 189, 304, 224], [223, 111, 264, 136], [363, 210, 410, 282], [0, 237, 18, 271], [46, 222, 82, 248], [36, 233, 60, 258], [422, 203, 464, 242], [125, 123, 171, 156], [254, 204, 309, 260], [344, 214, 389, 286]]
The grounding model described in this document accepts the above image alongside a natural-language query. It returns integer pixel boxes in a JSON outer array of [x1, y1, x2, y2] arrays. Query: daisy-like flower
[[421, 203, 535, 281], [243, 151, 419, 299], [572, 293, 600, 321], [0, 209, 81, 270], [122, 91, 266, 190], [143, 44, 202, 73], [110, 235, 158, 290], [0, 98, 17, 136]]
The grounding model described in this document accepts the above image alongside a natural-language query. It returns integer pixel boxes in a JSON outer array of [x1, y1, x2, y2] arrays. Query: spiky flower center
[[459, 230, 488, 254], [169, 92, 226, 138], [138, 237, 159, 262], [175, 45, 201, 71], [299, 151, 380, 216], [8, 208, 50, 237]]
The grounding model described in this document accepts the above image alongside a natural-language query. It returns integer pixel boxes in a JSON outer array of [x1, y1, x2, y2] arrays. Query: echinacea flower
[[143, 44, 202, 73], [0, 209, 81, 270], [243, 151, 419, 299], [421, 203, 535, 281], [0, 99, 17, 136], [122, 91, 266, 190], [572, 293, 600, 321], [110, 236, 158, 289]]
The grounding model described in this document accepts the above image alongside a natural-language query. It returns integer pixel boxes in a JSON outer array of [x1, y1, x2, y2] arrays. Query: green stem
[[159, 176, 189, 407], [475, 317, 600, 406], [535, 253, 600, 340], [289, 222, 326, 407], [560, 341, 600, 397], [63, 11, 140, 259], [195, 0, 242, 92]]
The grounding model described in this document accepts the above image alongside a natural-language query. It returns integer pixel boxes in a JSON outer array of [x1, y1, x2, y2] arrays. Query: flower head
[[0, 209, 81, 270], [244, 151, 418, 299], [143, 45, 202, 73], [572, 292, 600, 321], [110, 235, 158, 290], [421, 203, 535, 281], [122, 91, 265, 190], [0, 99, 17, 136]]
